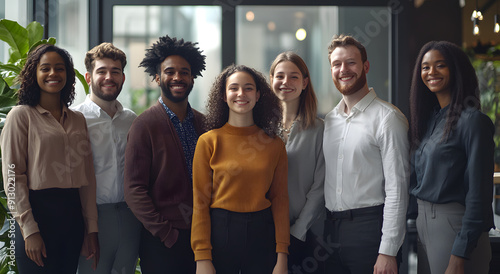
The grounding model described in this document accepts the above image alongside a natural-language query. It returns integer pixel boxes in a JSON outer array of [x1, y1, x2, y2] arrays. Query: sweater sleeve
[[124, 117, 178, 248], [1, 107, 38, 239], [269, 142, 290, 254], [191, 136, 214, 261]]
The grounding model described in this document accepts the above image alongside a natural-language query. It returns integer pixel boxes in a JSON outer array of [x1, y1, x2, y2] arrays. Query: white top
[[72, 96, 137, 204], [323, 88, 410, 256], [285, 118, 325, 241]]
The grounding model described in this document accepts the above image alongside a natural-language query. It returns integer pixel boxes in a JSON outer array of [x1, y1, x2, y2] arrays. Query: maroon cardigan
[[124, 102, 205, 248]]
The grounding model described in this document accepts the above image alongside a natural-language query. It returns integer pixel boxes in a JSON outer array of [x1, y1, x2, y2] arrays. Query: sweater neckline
[[222, 122, 260, 135]]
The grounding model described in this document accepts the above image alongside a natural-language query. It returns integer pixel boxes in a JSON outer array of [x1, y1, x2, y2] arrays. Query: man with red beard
[[72, 43, 142, 273], [322, 34, 410, 274], [124, 35, 206, 273]]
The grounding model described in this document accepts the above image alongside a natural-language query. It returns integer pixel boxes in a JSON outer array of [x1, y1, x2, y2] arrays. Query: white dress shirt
[[72, 96, 137, 204], [323, 88, 410, 256]]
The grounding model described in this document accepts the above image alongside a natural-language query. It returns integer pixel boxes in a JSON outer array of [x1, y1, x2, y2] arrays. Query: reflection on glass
[[113, 6, 221, 113], [49, 0, 89, 105], [236, 6, 391, 116]]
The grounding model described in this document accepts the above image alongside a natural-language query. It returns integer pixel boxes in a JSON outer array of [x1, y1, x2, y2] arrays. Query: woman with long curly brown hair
[[1, 44, 98, 273], [191, 64, 289, 274]]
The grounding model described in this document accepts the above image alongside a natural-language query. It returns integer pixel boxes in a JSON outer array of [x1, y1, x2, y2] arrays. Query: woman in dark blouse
[[409, 41, 494, 274]]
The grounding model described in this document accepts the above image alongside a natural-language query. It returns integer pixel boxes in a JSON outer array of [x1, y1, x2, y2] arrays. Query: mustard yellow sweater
[[191, 123, 290, 261]]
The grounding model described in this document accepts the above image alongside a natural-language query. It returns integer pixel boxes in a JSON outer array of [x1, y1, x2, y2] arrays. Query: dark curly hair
[[205, 64, 282, 138], [139, 35, 206, 80], [17, 44, 76, 106], [409, 41, 480, 150]]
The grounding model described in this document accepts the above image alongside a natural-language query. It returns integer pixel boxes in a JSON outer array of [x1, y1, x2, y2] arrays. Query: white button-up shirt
[[72, 96, 137, 204], [323, 88, 410, 256]]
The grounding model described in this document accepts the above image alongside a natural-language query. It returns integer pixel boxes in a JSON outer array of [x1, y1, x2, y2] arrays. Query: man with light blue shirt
[[73, 42, 141, 274], [323, 34, 410, 274]]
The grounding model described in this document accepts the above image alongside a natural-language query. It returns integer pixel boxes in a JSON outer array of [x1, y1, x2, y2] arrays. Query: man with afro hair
[[124, 35, 206, 273]]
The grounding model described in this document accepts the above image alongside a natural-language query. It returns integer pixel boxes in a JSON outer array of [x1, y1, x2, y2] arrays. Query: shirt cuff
[[17, 211, 40, 240], [86, 219, 99, 234], [290, 223, 307, 242], [161, 227, 179, 248], [378, 240, 399, 257]]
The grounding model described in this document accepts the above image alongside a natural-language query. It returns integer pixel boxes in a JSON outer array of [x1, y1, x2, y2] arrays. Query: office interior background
[[2, 0, 500, 273]]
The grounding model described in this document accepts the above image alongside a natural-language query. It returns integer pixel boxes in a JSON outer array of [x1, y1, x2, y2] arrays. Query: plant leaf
[[75, 69, 89, 95], [0, 64, 20, 76], [0, 79, 16, 108], [28, 37, 57, 54], [0, 19, 28, 59], [26, 21, 44, 49]]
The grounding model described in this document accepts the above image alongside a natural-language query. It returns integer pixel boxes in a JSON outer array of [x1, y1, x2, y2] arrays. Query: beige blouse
[[1, 105, 98, 239]]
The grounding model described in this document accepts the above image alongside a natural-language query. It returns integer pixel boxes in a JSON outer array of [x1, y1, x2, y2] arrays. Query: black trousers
[[288, 230, 325, 274], [211, 208, 277, 274], [323, 204, 398, 274], [15, 188, 84, 274], [139, 227, 195, 274]]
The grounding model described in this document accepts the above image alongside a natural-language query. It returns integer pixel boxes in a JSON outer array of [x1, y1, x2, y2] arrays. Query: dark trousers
[[288, 231, 325, 274], [211, 208, 276, 274], [323, 205, 392, 274], [139, 227, 195, 274], [15, 188, 84, 274]]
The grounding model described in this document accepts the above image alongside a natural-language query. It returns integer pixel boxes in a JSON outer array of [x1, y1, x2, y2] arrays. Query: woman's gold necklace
[[280, 115, 298, 134]]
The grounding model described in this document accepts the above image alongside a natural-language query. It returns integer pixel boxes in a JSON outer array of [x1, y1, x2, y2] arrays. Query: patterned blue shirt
[[159, 97, 199, 182]]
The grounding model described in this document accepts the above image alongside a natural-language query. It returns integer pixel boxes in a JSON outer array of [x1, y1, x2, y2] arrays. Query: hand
[[196, 260, 216, 274], [444, 255, 465, 274], [25, 232, 46, 267], [373, 254, 397, 274], [272, 252, 288, 274], [86, 232, 100, 270]]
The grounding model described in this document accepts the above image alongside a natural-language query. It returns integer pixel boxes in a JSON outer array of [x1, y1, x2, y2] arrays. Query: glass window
[[113, 5, 222, 113], [2, 0, 28, 62], [48, 0, 89, 105], [236, 6, 391, 116]]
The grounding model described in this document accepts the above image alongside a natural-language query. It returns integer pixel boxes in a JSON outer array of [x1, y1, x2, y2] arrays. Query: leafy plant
[[470, 47, 500, 166], [0, 19, 89, 273]]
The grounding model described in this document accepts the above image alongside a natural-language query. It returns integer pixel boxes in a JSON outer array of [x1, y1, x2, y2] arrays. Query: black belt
[[325, 204, 384, 220]]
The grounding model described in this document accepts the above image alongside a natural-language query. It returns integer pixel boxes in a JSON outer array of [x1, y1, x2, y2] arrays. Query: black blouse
[[411, 105, 495, 259]]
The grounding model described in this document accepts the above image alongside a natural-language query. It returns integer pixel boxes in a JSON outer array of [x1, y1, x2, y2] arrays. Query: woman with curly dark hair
[[409, 41, 494, 273], [1, 44, 98, 273], [191, 64, 289, 274]]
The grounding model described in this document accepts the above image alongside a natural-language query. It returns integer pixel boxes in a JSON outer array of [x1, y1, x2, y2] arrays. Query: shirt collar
[[36, 103, 69, 122], [334, 88, 377, 115], [352, 88, 377, 112], [36, 103, 69, 115], [158, 97, 194, 122], [84, 95, 124, 118]]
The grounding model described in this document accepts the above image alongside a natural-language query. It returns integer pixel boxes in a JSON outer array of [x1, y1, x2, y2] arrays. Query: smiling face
[[156, 55, 194, 103], [421, 49, 451, 97], [271, 61, 308, 103], [225, 71, 260, 117], [37, 51, 67, 96], [330, 45, 369, 96], [87, 58, 125, 101]]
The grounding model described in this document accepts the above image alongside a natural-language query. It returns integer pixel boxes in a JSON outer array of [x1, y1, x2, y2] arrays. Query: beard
[[334, 70, 367, 96], [160, 80, 193, 103], [91, 80, 122, 101]]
